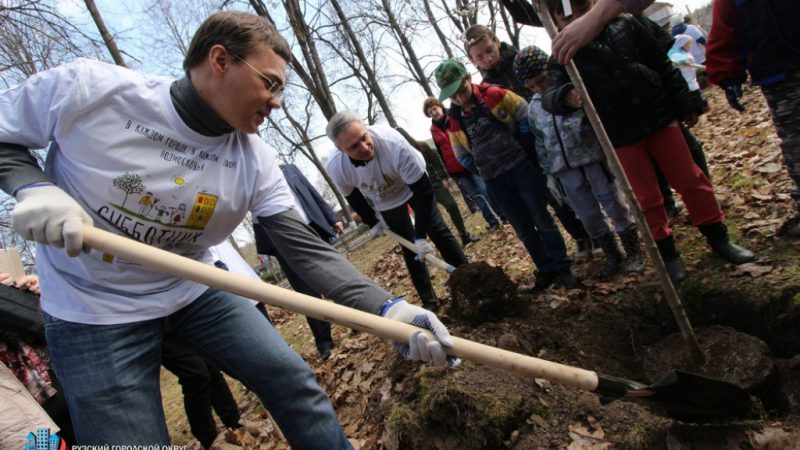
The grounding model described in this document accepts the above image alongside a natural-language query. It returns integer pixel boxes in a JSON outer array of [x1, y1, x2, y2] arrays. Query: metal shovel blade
[[596, 371, 754, 422]]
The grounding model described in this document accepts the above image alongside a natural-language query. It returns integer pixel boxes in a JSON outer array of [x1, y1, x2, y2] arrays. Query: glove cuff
[[14, 183, 59, 201], [380, 296, 405, 316]]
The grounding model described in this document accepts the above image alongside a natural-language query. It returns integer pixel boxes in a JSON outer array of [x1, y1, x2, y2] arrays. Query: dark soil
[[446, 261, 526, 324]]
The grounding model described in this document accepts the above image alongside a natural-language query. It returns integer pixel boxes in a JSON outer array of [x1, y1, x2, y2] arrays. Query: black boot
[[618, 228, 644, 273], [595, 232, 623, 279], [778, 211, 800, 238], [557, 267, 580, 289], [656, 235, 686, 283], [698, 222, 755, 264], [461, 233, 481, 247]]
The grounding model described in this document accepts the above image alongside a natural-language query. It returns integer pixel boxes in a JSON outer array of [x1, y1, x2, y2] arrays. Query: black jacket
[[480, 42, 533, 100], [543, 15, 702, 147]]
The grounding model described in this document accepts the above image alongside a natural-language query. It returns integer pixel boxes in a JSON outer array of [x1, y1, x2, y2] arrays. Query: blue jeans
[[44, 289, 352, 449], [485, 159, 571, 273], [455, 171, 500, 226]]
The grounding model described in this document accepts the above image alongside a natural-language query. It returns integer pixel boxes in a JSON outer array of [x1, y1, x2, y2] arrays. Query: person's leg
[[380, 204, 439, 309], [420, 198, 469, 267], [161, 336, 219, 448], [556, 167, 612, 240], [171, 290, 353, 450], [205, 362, 241, 429], [680, 122, 710, 179], [272, 252, 335, 357], [486, 161, 570, 275], [762, 71, 800, 236], [615, 137, 685, 280], [529, 160, 589, 244], [646, 125, 723, 227], [44, 313, 169, 444], [614, 140, 672, 241], [646, 125, 753, 264], [456, 173, 500, 228], [433, 184, 469, 239]]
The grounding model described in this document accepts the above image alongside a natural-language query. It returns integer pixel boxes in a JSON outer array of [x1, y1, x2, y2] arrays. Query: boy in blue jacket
[[514, 46, 642, 279]]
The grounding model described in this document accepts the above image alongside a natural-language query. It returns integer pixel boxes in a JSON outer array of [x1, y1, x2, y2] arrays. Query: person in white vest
[[0, 12, 454, 448]]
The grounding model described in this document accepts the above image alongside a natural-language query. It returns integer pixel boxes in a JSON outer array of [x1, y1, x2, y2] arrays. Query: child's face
[[523, 71, 550, 95], [682, 41, 693, 52], [554, 0, 594, 30], [449, 76, 474, 107], [468, 36, 501, 70], [426, 105, 444, 120]]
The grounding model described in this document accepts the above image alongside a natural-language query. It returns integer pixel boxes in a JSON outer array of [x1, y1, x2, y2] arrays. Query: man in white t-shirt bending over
[[326, 112, 469, 311], [0, 12, 455, 448]]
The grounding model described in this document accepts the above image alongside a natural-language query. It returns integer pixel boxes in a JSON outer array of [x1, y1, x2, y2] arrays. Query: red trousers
[[615, 123, 723, 240]]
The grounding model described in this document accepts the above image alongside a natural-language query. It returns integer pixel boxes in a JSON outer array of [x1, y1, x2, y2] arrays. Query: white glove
[[13, 184, 93, 257], [370, 222, 386, 236], [381, 297, 460, 367], [414, 238, 434, 262]]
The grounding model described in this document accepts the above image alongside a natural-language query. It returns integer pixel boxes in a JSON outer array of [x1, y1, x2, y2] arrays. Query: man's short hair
[[326, 111, 363, 145], [423, 97, 444, 116], [183, 12, 291, 70]]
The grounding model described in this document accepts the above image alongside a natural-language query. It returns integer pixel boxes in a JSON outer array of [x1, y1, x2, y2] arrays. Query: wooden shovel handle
[[383, 230, 456, 274], [82, 225, 599, 391]]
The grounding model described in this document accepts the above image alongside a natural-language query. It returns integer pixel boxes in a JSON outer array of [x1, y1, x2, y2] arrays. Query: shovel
[[81, 225, 753, 421], [383, 229, 456, 274]]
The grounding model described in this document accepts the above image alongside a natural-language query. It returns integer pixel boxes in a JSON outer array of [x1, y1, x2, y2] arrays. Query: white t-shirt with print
[[326, 125, 425, 212], [0, 58, 296, 324]]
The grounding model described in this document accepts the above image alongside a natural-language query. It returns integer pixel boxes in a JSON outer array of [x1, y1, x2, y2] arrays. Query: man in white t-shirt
[[326, 112, 468, 311], [0, 12, 455, 448]]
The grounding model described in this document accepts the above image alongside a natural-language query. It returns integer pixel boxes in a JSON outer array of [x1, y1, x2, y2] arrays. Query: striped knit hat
[[513, 45, 550, 82]]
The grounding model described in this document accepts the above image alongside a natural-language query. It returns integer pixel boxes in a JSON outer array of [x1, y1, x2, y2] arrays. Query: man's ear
[[208, 45, 230, 76]]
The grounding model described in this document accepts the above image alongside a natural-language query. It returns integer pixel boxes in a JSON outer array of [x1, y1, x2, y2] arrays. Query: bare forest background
[[0, 0, 709, 269]]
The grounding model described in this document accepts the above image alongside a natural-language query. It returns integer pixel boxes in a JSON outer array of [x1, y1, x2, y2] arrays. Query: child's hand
[[565, 88, 583, 109], [15, 275, 40, 295]]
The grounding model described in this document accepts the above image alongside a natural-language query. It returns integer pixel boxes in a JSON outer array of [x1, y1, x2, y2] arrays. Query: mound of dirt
[[446, 261, 526, 324]]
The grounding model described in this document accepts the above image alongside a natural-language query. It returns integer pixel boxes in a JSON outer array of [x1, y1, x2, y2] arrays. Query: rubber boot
[[698, 222, 755, 264], [596, 232, 623, 279], [656, 235, 686, 283], [618, 228, 644, 273]]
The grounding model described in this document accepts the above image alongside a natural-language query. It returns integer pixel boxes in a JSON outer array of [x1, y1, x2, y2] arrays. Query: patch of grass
[[727, 173, 763, 190], [620, 423, 650, 450], [387, 404, 421, 435]]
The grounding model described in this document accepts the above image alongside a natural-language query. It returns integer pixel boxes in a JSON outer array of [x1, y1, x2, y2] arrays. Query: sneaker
[[486, 223, 501, 233]]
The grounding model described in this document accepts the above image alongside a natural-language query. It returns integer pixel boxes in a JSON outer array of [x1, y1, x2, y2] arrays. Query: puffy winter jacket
[[529, 94, 603, 175], [543, 15, 701, 147], [430, 116, 466, 176], [707, 0, 800, 86]]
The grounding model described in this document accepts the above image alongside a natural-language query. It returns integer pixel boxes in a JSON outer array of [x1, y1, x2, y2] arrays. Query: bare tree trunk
[[249, 0, 338, 119], [330, 0, 397, 127], [422, 0, 454, 59], [84, 0, 126, 67], [283, 0, 337, 119], [380, 0, 433, 97]]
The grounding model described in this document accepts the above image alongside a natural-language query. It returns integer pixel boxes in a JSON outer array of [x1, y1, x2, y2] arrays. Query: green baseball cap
[[435, 59, 468, 101]]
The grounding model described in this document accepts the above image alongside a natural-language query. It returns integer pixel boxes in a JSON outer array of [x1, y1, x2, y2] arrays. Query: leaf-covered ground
[[163, 85, 800, 449]]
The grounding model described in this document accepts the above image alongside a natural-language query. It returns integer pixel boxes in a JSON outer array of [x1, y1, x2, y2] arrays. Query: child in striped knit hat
[[514, 46, 643, 279]]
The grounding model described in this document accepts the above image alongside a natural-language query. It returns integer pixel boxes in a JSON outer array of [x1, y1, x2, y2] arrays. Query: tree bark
[[83, 0, 126, 67], [380, 0, 433, 97]]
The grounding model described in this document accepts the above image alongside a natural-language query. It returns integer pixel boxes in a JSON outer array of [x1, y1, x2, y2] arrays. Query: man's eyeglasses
[[231, 53, 285, 98]]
